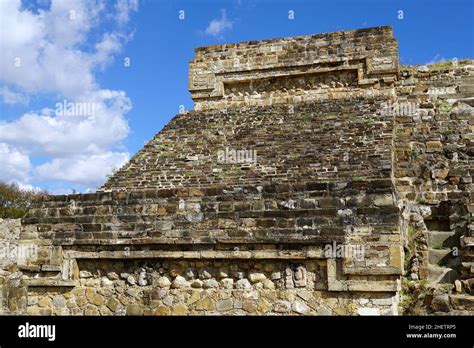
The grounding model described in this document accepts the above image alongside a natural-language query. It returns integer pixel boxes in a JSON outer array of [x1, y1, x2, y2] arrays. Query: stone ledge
[[52, 236, 347, 246], [343, 266, 402, 276], [41, 265, 62, 272], [327, 259, 400, 292], [21, 278, 76, 287], [30, 178, 395, 207], [66, 249, 326, 260], [18, 265, 41, 272]]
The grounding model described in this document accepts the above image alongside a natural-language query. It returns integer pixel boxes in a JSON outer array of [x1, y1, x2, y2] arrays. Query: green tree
[[0, 181, 48, 219]]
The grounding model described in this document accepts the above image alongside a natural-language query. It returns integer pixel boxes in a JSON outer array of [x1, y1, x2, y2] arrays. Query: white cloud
[[94, 32, 123, 68], [0, 143, 31, 183], [0, 0, 138, 191], [115, 0, 138, 25], [0, 86, 28, 105], [35, 151, 129, 187], [0, 90, 131, 157], [0, 0, 117, 98], [204, 9, 233, 37]]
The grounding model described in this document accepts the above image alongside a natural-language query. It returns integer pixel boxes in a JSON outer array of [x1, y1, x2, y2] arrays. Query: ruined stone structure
[[189, 26, 398, 111], [0, 26, 472, 316]]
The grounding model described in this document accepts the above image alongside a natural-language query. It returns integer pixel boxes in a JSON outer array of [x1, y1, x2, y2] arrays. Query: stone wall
[[26, 259, 397, 316], [1, 27, 472, 316], [0, 219, 27, 315], [189, 26, 398, 110], [393, 61, 474, 313], [0, 219, 21, 270], [17, 177, 401, 315], [100, 97, 395, 191], [16, 94, 403, 315]]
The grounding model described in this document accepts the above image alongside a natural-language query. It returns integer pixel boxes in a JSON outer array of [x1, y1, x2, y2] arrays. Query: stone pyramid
[[2, 26, 472, 316]]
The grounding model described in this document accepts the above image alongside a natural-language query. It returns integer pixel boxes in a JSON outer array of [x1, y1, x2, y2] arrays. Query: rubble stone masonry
[[0, 26, 472, 315]]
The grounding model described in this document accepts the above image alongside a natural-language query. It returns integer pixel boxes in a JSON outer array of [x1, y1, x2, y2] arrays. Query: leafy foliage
[[0, 181, 48, 219]]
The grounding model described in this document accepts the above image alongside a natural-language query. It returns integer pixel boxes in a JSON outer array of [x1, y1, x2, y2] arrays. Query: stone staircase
[[420, 203, 474, 314], [432, 292, 474, 315], [422, 206, 461, 284], [460, 237, 474, 279], [99, 97, 394, 192]]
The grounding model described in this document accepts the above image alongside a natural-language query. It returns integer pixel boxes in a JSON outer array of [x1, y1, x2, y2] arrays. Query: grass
[[399, 277, 431, 315], [363, 117, 375, 125], [222, 167, 242, 178], [158, 142, 173, 150], [427, 59, 471, 69], [156, 142, 175, 159], [419, 279, 429, 287], [416, 197, 427, 204], [435, 99, 453, 113], [186, 140, 201, 146], [404, 226, 418, 271], [0, 207, 27, 219], [395, 128, 405, 134], [351, 176, 364, 181], [408, 149, 419, 159], [299, 113, 312, 122], [159, 151, 172, 158]]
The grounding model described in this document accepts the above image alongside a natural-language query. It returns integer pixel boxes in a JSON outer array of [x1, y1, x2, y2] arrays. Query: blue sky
[[0, 0, 473, 193]]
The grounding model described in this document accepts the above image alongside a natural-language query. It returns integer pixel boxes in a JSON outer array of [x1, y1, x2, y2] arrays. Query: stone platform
[[1, 26, 472, 316]]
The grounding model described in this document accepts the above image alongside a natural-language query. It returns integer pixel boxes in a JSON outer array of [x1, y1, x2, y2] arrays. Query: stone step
[[462, 248, 474, 262], [461, 76, 474, 83], [459, 84, 474, 94], [422, 266, 458, 284], [461, 262, 474, 276], [438, 93, 474, 100], [427, 231, 460, 249], [449, 294, 474, 310], [461, 236, 474, 247], [457, 97, 474, 107], [424, 219, 450, 232], [428, 248, 461, 267]]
